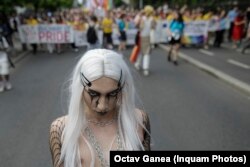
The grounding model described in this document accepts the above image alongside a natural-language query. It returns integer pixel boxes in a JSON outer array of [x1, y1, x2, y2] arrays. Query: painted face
[[83, 77, 122, 116]]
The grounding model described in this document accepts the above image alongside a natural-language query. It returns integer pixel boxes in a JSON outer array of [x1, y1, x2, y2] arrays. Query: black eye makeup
[[87, 90, 100, 97], [87, 88, 121, 98], [107, 88, 121, 97]]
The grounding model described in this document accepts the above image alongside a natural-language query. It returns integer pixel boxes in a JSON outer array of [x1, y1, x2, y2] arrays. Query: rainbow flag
[[85, 0, 112, 11], [104, 0, 113, 10]]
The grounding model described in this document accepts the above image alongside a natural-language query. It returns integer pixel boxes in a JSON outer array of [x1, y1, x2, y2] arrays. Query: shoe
[[173, 61, 178, 66], [5, 82, 12, 90], [143, 70, 149, 76], [134, 63, 140, 70]]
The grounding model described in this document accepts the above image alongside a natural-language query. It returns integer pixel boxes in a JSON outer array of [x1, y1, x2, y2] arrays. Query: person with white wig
[[49, 49, 151, 167]]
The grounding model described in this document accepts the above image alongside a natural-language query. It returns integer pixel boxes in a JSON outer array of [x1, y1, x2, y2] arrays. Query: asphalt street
[[179, 46, 250, 84], [0, 47, 250, 167]]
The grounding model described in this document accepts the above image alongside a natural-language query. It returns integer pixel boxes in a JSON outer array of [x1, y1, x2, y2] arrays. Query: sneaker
[[134, 63, 140, 70], [5, 82, 12, 90], [143, 70, 149, 76]]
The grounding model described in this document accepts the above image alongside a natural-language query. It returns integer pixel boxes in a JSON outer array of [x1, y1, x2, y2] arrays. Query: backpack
[[87, 26, 98, 44]]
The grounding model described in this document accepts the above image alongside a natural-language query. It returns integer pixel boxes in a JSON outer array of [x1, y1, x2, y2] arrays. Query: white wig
[[60, 49, 146, 167]]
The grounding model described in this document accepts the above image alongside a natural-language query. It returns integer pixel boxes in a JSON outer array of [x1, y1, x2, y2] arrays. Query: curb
[[159, 44, 250, 96]]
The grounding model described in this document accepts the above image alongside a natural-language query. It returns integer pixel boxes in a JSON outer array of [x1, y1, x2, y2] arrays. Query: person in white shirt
[[134, 6, 155, 76], [0, 37, 12, 93]]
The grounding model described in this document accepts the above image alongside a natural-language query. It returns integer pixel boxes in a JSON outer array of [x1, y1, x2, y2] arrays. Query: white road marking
[[199, 49, 214, 56], [227, 59, 250, 69]]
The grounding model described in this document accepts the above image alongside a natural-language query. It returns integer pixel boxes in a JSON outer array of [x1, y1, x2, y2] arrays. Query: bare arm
[[49, 117, 66, 167]]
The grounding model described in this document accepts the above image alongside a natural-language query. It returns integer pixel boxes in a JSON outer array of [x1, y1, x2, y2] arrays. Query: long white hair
[[60, 49, 146, 167]]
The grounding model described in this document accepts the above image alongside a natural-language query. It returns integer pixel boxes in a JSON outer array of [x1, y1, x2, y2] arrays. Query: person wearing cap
[[134, 6, 156, 76], [49, 49, 151, 167]]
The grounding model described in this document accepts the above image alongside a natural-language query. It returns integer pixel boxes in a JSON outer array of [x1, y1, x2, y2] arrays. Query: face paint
[[81, 70, 124, 115], [85, 87, 122, 109]]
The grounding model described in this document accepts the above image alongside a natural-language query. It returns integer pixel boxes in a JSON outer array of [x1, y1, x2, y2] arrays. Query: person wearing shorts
[[167, 11, 184, 66]]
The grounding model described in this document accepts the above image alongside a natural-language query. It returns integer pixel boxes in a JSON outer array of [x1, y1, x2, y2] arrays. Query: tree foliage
[[0, 0, 73, 13]]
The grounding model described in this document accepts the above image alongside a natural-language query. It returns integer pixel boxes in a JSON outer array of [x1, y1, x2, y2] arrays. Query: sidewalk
[[159, 44, 250, 96]]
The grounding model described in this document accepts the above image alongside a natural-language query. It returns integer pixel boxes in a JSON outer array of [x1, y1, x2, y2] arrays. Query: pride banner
[[19, 25, 73, 43], [38, 25, 73, 43], [19, 25, 39, 43], [182, 35, 205, 45], [208, 18, 230, 32]]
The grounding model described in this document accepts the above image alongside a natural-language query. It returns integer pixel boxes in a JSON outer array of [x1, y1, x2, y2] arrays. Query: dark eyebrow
[[87, 89, 100, 94]]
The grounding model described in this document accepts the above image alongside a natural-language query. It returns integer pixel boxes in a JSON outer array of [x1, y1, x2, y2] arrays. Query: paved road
[[179, 45, 250, 84], [0, 47, 250, 167]]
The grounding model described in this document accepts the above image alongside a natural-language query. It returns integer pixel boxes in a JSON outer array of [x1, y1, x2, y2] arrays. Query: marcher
[[118, 14, 127, 52], [87, 15, 100, 50], [232, 11, 245, 49], [213, 10, 226, 48], [0, 35, 13, 92], [49, 49, 151, 167], [134, 6, 155, 76], [167, 11, 184, 66], [227, 6, 238, 42], [26, 15, 38, 54], [102, 11, 113, 49]]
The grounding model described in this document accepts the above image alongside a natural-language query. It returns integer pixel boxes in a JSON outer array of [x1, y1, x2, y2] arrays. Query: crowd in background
[[1, 3, 250, 53], [1, 3, 250, 91]]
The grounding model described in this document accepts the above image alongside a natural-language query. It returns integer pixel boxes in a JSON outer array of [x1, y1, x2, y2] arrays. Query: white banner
[[18, 19, 232, 45], [19, 25, 39, 43], [184, 21, 208, 36], [38, 24, 73, 43], [19, 25, 73, 43], [160, 20, 170, 43], [208, 18, 230, 32], [74, 31, 88, 46]]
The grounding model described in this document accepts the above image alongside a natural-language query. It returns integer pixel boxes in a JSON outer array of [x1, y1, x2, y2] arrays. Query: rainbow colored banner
[[85, 0, 113, 11], [182, 35, 205, 45]]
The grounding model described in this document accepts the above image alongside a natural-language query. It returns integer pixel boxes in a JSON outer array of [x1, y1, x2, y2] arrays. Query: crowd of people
[[1, 4, 250, 52], [1, 3, 250, 91]]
